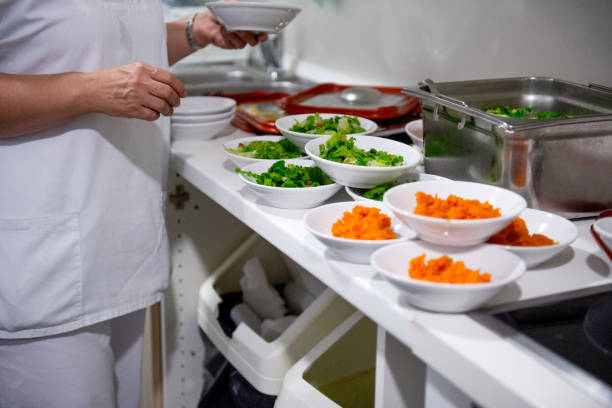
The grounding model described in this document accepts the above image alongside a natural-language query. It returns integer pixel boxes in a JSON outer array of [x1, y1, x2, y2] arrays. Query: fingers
[[233, 30, 259, 47], [149, 66, 186, 98], [219, 26, 247, 48]]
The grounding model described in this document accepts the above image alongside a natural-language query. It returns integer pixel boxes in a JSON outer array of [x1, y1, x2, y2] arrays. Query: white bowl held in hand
[[371, 241, 525, 313], [383, 180, 527, 246], [345, 172, 449, 204], [304, 135, 421, 189], [487, 208, 578, 268], [304, 201, 416, 264], [223, 135, 306, 168], [206, 2, 301, 34], [275, 113, 377, 151], [237, 159, 342, 209]]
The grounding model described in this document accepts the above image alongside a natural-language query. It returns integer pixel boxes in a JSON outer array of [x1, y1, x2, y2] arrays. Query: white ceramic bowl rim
[[238, 159, 339, 192], [304, 135, 421, 172], [276, 113, 378, 136], [304, 203, 410, 243], [594, 217, 612, 239], [384, 181, 526, 223], [372, 243, 525, 289]]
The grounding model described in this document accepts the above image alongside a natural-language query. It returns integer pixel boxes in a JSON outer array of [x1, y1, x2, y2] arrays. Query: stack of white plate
[[171, 96, 236, 141]]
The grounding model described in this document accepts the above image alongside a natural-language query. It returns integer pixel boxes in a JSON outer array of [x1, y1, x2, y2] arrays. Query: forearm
[[166, 17, 206, 66], [0, 72, 96, 139]]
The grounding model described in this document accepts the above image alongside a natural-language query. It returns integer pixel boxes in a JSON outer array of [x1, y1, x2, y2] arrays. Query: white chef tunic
[[0, 0, 170, 338]]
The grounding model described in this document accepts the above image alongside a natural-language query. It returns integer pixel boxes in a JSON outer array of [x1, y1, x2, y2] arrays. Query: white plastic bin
[[197, 233, 355, 395], [275, 311, 377, 408]]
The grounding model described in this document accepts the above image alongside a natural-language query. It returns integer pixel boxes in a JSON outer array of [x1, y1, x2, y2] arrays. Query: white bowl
[[593, 216, 612, 262], [304, 135, 421, 189], [275, 113, 378, 151], [304, 201, 416, 264], [487, 208, 578, 268], [223, 135, 307, 168], [345, 172, 449, 203], [207, 2, 301, 34], [383, 180, 527, 247], [405, 119, 424, 151], [371, 241, 525, 313], [171, 108, 235, 124], [173, 96, 236, 116], [171, 116, 232, 141], [238, 159, 342, 209]]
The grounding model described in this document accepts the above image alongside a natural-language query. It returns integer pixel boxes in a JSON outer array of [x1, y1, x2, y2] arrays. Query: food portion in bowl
[[487, 217, 558, 246], [303, 201, 414, 264], [409, 254, 491, 284], [225, 138, 302, 160], [318, 133, 404, 167], [370, 241, 526, 312], [345, 172, 447, 203], [236, 160, 333, 188], [236, 159, 342, 209], [289, 112, 366, 135], [486, 208, 578, 268], [275, 113, 377, 151], [383, 180, 527, 246], [413, 192, 501, 219], [331, 205, 397, 240]]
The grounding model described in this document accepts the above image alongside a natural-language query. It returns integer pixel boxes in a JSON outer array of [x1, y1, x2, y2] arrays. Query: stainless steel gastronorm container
[[402, 77, 612, 219]]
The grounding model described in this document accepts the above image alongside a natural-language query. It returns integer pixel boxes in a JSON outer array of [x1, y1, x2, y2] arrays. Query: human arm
[[166, 9, 268, 66], [0, 62, 186, 139]]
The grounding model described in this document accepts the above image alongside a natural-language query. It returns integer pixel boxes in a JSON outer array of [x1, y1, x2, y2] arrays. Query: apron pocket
[[0, 213, 83, 332]]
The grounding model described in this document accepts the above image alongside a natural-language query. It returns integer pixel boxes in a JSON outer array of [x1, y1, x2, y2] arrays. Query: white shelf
[[170, 127, 612, 408]]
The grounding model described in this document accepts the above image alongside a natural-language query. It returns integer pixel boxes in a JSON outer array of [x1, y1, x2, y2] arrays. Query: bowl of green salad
[[275, 113, 377, 151], [223, 135, 307, 167], [304, 134, 422, 189], [345, 172, 449, 203], [236, 159, 342, 209]]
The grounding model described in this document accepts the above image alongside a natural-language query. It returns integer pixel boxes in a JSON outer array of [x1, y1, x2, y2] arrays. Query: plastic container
[[275, 311, 377, 408], [197, 233, 355, 395]]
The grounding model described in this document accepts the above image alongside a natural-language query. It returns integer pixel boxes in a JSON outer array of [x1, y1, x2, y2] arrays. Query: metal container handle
[[588, 83, 612, 94], [402, 85, 510, 130]]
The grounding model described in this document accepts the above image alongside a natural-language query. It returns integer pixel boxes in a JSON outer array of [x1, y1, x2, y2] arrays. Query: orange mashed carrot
[[409, 254, 491, 284], [332, 205, 396, 240], [487, 217, 558, 246], [413, 192, 501, 219]]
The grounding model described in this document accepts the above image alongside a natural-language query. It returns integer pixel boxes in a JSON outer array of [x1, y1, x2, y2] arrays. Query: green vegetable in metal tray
[[319, 133, 404, 167], [289, 113, 366, 135], [486, 106, 572, 119], [225, 139, 302, 159], [236, 160, 334, 188]]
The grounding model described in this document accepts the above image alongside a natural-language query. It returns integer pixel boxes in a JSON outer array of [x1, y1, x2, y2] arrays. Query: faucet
[[258, 33, 284, 80]]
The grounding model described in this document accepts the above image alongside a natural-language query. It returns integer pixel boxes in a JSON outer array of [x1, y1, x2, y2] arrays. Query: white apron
[[0, 0, 170, 338]]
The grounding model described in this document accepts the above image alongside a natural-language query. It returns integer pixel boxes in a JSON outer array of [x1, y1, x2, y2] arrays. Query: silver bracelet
[[185, 13, 202, 50]]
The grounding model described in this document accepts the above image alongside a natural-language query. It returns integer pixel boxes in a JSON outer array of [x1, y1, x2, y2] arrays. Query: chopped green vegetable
[[289, 113, 366, 135], [226, 139, 302, 159], [486, 106, 572, 119], [361, 179, 418, 201], [318, 133, 404, 167], [236, 160, 334, 188]]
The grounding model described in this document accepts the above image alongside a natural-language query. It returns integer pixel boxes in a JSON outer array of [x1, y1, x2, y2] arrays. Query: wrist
[[186, 13, 207, 50], [75, 72, 100, 115]]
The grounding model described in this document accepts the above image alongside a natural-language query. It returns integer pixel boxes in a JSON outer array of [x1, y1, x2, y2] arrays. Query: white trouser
[[0, 309, 146, 408]]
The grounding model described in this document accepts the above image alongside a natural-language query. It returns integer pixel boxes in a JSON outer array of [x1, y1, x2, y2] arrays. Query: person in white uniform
[[0, 1, 267, 407]]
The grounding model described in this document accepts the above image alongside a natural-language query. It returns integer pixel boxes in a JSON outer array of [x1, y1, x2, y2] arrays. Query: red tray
[[277, 83, 420, 120], [222, 91, 289, 134]]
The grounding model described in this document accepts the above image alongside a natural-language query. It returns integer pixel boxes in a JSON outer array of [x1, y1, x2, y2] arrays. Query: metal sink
[[177, 64, 315, 96]]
